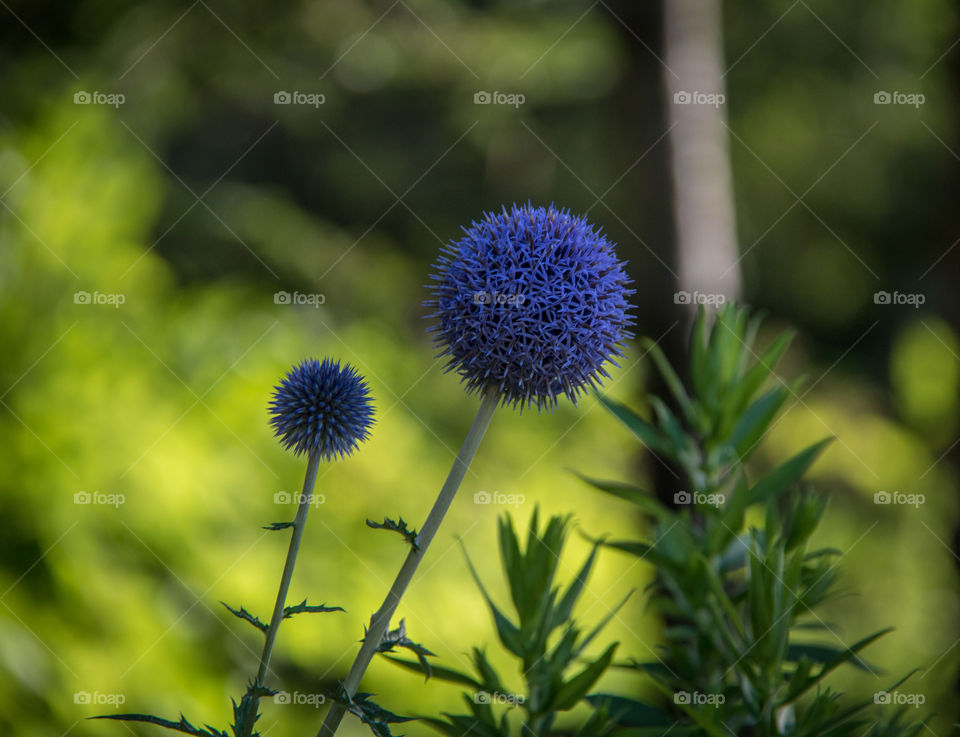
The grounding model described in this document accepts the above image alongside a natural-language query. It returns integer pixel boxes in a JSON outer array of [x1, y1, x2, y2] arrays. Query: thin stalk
[[238, 451, 321, 737], [317, 387, 499, 737]]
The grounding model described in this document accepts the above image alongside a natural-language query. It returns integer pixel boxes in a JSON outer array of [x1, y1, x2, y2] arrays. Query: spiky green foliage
[[390, 509, 630, 736], [367, 516, 420, 549], [585, 304, 928, 737]]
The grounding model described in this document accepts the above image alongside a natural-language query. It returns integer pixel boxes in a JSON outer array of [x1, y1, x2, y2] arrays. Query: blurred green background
[[1, 0, 958, 735]]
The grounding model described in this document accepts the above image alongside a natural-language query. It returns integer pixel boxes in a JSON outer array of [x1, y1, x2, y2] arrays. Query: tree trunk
[[663, 0, 741, 302]]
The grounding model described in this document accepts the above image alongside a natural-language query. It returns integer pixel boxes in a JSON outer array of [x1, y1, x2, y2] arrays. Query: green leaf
[[384, 656, 481, 689], [91, 713, 228, 737], [341, 692, 414, 737], [497, 515, 525, 620], [283, 598, 344, 619], [263, 521, 294, 531], [703, 303, 742, 409], [640, 337, 698, 427], [748, 438, 833, 506], [737, 310, 767, 375], [548, 642, 618, 711], [786, 643, 875, 672], [727, 384, 791, 459], [690, 305, 711, 401], [649, 396, 690, 457], [784, 492, 829, 552], [420, 713, 502, 737], [222, 602, 267, 633], [521, 510, 566, 628], [418, 717, 471, 737], [575, 591, 633, 658], [472, 648, 507, 694], [602, 540, 667, 569], [729, 329, 794, 413], [645, 678, 730, 737], [551, 540, 600, 630], [374, 619, 436, 677], [572, 471, 670, 522], [786, 628, 893, 701], [584, 694, 672, 728], [462, 543, 525, 656], [367, 517, 419, 549], [597, 395, 669, 455]]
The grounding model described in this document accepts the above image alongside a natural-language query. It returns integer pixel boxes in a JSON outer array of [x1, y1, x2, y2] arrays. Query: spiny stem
[[317, 387, 499, 737], [239, 451, 321, 736]]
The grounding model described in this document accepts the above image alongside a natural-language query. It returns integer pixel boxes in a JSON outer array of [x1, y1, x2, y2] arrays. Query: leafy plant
[[389, 509, 628, 737], [94, 359, 372, 737], [582, 304, 928, 737]]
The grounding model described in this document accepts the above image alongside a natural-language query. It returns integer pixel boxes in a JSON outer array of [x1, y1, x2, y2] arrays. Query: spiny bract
[[269, 358, 375, 459], [426, 203, 635, 410]]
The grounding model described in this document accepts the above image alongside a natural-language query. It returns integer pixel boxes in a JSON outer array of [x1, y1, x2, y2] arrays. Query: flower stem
[[238, 451, 320, 737], [317, 387, 499, 737]]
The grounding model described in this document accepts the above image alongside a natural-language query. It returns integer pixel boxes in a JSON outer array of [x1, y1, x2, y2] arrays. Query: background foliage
[[0, 0, 958, 735]]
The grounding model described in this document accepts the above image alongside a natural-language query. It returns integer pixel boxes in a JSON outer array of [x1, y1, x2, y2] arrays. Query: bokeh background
[[1, 0, 958, 735]]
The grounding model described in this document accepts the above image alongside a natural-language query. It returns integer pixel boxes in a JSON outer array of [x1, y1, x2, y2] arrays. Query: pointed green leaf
[[584, 694, 672, 728], [690, 305, 711, 401], [730, 330, 794, 414], [548, 642, 618, 711], [727, 385, 790, 459], [367, 517, 419, 549], [384, 656, 481, 689], [640, 337, 698, 426], [786, 643, 875, 672], [551, 541, 600, 629], [597, 395, 669, 455], [91, 713, 228, 737], [263, 521, 294, 531], [221, 602, 268, 634], [283, 598, 344, 619], [748, 438, 833, 506], [462, 543, 525, 656]]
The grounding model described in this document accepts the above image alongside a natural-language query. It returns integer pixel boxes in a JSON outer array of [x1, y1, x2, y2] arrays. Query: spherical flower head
[[269, 358, 375, 460], [426, 203, 635, 411]]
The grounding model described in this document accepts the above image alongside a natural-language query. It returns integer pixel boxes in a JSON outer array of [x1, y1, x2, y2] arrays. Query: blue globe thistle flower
[[269, 358, 375, 459], [426, 203, 635, 410]]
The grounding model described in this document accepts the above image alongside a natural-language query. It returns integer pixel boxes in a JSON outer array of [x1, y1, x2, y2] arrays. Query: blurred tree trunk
[[648, 0, 741, 508], [663, 0, 741, 302]]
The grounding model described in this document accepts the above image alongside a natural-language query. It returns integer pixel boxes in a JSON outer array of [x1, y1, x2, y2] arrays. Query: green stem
[[317, 387, 499, 737], [238, 451, 321, 737]]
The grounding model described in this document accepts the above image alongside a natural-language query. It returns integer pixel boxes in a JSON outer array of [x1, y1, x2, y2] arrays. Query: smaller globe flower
[[269, 358, 374, 460]]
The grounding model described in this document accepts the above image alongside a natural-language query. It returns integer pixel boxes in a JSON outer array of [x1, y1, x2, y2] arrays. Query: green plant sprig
[[582, 304, 928, 737]]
